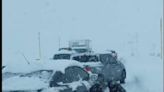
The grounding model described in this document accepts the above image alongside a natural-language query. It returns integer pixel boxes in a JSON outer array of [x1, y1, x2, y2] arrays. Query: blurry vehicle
[[99, 51, 126, 84], [52, 48, 102, 76], [53, 39, 93, 60], [69, 39, 92, 53], [53, 49, 75, 60], [51, 39, 126, 91], [53, 48, 126, 84], [2, 60, 94, 92], [48, 66, 90, 92], [71, 51, 126, 84], [72, 53, 102, 75], [89, 51, 127, 92]]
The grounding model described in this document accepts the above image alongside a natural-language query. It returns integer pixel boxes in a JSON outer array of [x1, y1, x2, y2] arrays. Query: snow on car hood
[[2, 76, 48, 91]]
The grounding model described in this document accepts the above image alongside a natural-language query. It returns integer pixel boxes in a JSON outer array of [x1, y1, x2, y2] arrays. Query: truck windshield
[[53, 54, 71, 60]]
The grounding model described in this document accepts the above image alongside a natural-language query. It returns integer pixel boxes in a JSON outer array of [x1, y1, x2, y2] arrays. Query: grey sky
[[2, 0, 163, 64]]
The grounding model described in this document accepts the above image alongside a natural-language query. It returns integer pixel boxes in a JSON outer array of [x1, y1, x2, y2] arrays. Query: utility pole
[[38, 32, 42, 60], [58, 37, 61, 50], [160, 17, 164, 60]]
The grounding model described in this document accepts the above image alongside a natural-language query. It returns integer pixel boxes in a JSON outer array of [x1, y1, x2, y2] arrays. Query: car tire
[[120, 70, 126, 84]]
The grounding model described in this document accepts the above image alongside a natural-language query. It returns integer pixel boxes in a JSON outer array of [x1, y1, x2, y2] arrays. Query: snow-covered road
[[122, 55, 163, 92]]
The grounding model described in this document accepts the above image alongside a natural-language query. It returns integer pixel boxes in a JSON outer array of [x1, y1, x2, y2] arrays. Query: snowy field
[[121, 55, 163, 92]]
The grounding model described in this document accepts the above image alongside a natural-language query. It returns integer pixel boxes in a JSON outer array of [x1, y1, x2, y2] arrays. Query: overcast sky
[[2, 0, 163, 64]]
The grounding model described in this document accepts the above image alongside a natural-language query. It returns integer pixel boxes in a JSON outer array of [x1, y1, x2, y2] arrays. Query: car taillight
[[84, 66, 92, 72]]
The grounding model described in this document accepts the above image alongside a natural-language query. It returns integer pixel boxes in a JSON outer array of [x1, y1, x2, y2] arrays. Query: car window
[[88, 55, 99, 62], [53, 54, 71, 60], [100, 54, 117, 64], [73, 55, 98, 62], [51, 71, 64, 83], [100, 54, 109, 64], [64, 66, 89, 83]]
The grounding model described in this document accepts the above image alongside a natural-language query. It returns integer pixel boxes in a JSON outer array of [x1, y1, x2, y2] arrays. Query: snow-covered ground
[[121, 55, 163, 92], [2, 76, 48, 91]]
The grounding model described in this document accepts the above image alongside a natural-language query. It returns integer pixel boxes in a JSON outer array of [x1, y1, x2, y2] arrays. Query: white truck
[[53, 39, 95, 61], [69, 39, 92, 53]]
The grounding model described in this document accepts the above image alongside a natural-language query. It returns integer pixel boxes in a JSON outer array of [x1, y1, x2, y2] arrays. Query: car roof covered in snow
[[95, 50, 113, 55], [54, 50, 76, 55]]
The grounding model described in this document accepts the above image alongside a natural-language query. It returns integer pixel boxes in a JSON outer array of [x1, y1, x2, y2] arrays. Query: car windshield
[[64, 66, 89, 83], [100, 54, 117, 65], [53, 54, 71, 60], [73, 55, 98, 62]]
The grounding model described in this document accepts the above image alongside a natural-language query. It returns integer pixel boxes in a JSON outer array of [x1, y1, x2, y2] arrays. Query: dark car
[[49, 66, 90, 92], [2, 60, 91, 92], [99, 53, 126, 84], [72, 52, 126, 84]]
